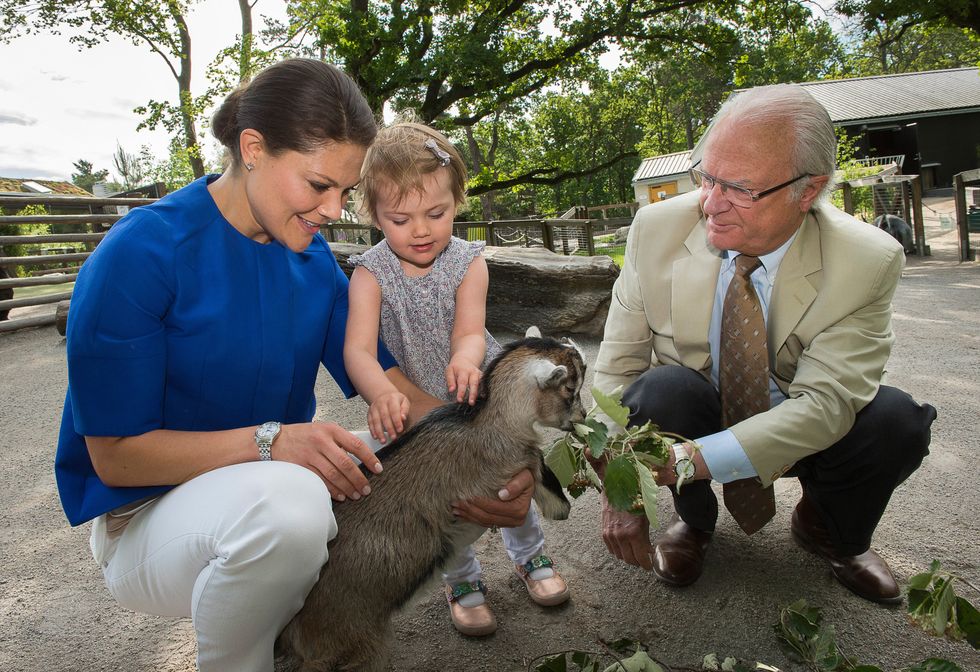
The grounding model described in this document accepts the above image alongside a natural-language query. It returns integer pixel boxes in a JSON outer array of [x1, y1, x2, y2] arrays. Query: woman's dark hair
[[212, 58, 377, 166]]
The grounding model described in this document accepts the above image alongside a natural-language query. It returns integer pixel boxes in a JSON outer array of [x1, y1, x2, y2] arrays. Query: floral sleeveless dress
[[350, 236, 502, 402]]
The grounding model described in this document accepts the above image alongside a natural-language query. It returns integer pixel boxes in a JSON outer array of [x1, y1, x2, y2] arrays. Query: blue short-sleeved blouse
[[55, 175, 392, 526]]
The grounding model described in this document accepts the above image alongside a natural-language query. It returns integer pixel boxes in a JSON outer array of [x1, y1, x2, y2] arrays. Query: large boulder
[[330, 243, 619, 337]]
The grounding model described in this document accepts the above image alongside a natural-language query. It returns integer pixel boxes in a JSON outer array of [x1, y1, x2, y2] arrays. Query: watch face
[[674, 459, 695, 481], [257, 421, 280, 441]]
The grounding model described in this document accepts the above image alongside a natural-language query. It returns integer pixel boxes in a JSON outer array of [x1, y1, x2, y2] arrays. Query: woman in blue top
[[55, 58, 539, 672]]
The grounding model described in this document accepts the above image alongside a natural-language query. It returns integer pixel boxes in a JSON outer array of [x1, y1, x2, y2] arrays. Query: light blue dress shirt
[[698, 229, 799, 483]]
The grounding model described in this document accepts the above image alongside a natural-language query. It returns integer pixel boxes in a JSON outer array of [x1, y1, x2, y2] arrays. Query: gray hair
[[700, 83, 837, 200]]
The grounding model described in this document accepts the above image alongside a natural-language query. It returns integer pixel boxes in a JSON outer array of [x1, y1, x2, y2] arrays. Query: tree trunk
[[238, 0, 253, 83], [172, 9, 205, 178]]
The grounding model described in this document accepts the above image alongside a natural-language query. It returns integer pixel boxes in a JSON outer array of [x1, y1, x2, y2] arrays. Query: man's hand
[[601, 491, 653, 570], [452, 468, 534, 527]]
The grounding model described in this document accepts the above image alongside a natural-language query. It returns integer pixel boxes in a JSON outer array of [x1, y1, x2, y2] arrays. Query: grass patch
[[14, 282, 75, 299]]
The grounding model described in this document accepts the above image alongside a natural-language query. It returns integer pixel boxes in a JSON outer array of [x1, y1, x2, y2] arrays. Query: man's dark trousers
[[622, 366, 937, 555]]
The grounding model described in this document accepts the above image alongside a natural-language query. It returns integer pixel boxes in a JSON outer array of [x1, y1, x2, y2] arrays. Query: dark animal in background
[[874, 214, 915, 254], [277, 335, 586, 672]]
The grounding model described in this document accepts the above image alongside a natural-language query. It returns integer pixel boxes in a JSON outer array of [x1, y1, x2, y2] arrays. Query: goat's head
[[481, 335, 587, 431]]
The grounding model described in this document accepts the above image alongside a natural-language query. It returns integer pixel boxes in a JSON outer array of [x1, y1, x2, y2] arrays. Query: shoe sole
[[651, 566, 699, 587], [792, 526, 903, 605], [527, 588, 570, 607]]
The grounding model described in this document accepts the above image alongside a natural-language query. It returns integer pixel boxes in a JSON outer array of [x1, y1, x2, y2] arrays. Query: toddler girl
[[344, 121, 570, 636]]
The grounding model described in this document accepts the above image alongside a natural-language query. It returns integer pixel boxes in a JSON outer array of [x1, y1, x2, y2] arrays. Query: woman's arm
[[446, 256, 490, 404], [344, 266, 410, 441], [86, 421, 382, 501]]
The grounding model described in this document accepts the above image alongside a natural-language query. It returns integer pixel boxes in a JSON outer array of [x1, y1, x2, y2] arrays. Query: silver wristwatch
[[254, 421, 281, 461], [672, 443, 696, 488]]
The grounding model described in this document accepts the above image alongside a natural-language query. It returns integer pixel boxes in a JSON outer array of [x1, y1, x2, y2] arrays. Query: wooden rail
[[0, 192, 146, 333]]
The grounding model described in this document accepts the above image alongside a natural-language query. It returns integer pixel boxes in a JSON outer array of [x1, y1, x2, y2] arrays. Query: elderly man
[[593, 84, 936, 603]]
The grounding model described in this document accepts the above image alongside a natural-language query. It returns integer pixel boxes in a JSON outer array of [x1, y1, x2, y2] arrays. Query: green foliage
[[907, 560, 980, 649], [773, 599, 849, 671], [71, 159, 111, 194], [527, 641, 663, 672], [546, 386, 690, 527]]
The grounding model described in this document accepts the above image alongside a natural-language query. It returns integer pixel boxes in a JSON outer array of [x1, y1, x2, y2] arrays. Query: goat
[[276, 336, 585, 672]]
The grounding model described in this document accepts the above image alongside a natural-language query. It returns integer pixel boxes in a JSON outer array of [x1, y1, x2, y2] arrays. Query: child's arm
[[344, 266, 410, 443], [447, 256, 491, 405]]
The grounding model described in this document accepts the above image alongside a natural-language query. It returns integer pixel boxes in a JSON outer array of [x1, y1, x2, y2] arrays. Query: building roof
[[632, 150, 693, 183], [797, 67, 980, 125], [0, 177, 91, 196]]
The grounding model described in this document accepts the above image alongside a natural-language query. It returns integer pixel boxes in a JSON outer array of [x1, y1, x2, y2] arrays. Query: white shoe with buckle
[[514, 555, 570, 607]]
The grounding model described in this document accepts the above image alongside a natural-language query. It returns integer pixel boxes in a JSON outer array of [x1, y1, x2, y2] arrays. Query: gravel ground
[[1, 225, 978, 672]]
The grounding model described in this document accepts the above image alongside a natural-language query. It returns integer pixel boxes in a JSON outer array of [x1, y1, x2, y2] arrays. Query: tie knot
[[735, 254, 762, 277]]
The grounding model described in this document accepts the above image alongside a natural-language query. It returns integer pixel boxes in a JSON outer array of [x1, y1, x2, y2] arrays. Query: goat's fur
[[276, 336, 586, 671]]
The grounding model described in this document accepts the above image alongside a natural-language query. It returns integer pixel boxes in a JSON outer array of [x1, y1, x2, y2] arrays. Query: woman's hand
[[445, 356, 482, 405], [451, 468, 534, 527], [367, 391, 410, 443], [275, 422, 383, 502]]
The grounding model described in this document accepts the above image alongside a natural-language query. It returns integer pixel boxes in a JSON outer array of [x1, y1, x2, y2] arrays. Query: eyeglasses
[[689, 162, 811, 208]]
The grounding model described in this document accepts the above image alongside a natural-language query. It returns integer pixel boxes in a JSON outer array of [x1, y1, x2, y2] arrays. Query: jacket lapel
[[770, 211, 822, 352], [672, 219, 722, 371]]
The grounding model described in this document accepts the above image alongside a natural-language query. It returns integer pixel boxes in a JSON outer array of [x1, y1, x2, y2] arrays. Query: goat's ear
[[560, 336, 584, 359], [529, 359, 567, 389], [525, 325, 542, 339]]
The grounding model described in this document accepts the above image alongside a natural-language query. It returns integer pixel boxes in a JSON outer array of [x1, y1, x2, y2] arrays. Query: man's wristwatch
[[672, 443, 696, 486], [254, 421, 281, 461]]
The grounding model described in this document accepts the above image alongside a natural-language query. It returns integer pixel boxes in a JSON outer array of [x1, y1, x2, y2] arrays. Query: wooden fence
[[0, 193, 638, 333], [0, 194, 155, 333], [953, 168, 980, 262]]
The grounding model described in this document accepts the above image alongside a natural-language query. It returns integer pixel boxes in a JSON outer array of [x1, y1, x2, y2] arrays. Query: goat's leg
[[533, 458, 571, 520]]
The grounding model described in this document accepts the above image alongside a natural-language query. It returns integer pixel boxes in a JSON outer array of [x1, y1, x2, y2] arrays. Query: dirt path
[[1, 228, 978, 672]]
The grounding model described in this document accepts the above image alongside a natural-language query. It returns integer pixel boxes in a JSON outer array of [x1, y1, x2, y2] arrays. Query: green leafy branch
[[907, 560, 980, 649], [545, 386, 697, 527]]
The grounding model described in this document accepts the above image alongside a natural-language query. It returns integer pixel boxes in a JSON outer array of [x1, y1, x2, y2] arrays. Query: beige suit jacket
[[593, 191, 905, 487]]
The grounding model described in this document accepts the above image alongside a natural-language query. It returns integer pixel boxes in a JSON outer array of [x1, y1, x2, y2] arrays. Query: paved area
[[1, 213, 978, 672]]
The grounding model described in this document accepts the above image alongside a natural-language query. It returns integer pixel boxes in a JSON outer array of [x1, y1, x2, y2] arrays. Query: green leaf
[[592, 386, 630, 428], [850, 666, 886, 672], [955, 596, 980, 649], [908, 569, 936, 591], [546, 438, 578, 488], [933, 578, 957, 636], [574, 423, 594, 437], [532, 652, 569, 672], [903, 659, 963, 672], [600, 650, 663, 672], [908, 588, 933, 616], [585, 419, 609, 458], [603, 455, 641, 512], [636, 462, 660, 527]]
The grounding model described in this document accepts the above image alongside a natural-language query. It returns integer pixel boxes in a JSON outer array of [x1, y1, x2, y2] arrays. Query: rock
[[481, 247, 618, 336], [614, 226, 630, 244], [329, 243, 619, 337]]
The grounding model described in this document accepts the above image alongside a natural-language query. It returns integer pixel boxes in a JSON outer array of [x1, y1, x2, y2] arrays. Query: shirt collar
[[722, 226, 800, 277]]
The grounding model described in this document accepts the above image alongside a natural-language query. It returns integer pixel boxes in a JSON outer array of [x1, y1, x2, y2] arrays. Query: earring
[[245, 162, 255, 172]]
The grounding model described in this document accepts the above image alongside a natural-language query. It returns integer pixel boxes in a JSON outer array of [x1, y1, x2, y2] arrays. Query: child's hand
[[446, 357, 482, 405], [367, 391, 410, 444]]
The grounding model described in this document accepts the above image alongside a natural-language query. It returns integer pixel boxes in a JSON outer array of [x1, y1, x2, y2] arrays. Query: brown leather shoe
[[791, 497, 901, 605], [652, 515, 712, 586]]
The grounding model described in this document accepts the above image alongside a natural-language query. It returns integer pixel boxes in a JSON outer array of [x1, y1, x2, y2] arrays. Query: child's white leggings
[[441, 506, 546, 585], [89, 461, 335, 672]]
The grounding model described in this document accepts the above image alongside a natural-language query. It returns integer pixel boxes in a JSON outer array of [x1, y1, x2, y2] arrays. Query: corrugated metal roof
[[632, 150, 692, 183], [796, 68, 980, 124]]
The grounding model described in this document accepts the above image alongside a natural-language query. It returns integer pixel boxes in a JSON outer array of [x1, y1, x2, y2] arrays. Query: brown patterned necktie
[[719, 254, 777, 535]]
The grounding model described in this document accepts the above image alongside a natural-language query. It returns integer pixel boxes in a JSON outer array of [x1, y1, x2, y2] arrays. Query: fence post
[[953, 173, 975, 262], [842, 182, 854, 215], [909, 176, 928, 256], [540, 220, 554, 252], [487, 220, 496, 246], [585, 220, 595, 255]]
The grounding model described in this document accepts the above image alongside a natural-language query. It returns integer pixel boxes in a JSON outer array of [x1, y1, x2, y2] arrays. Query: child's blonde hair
[[357, 121, 467, 224]]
